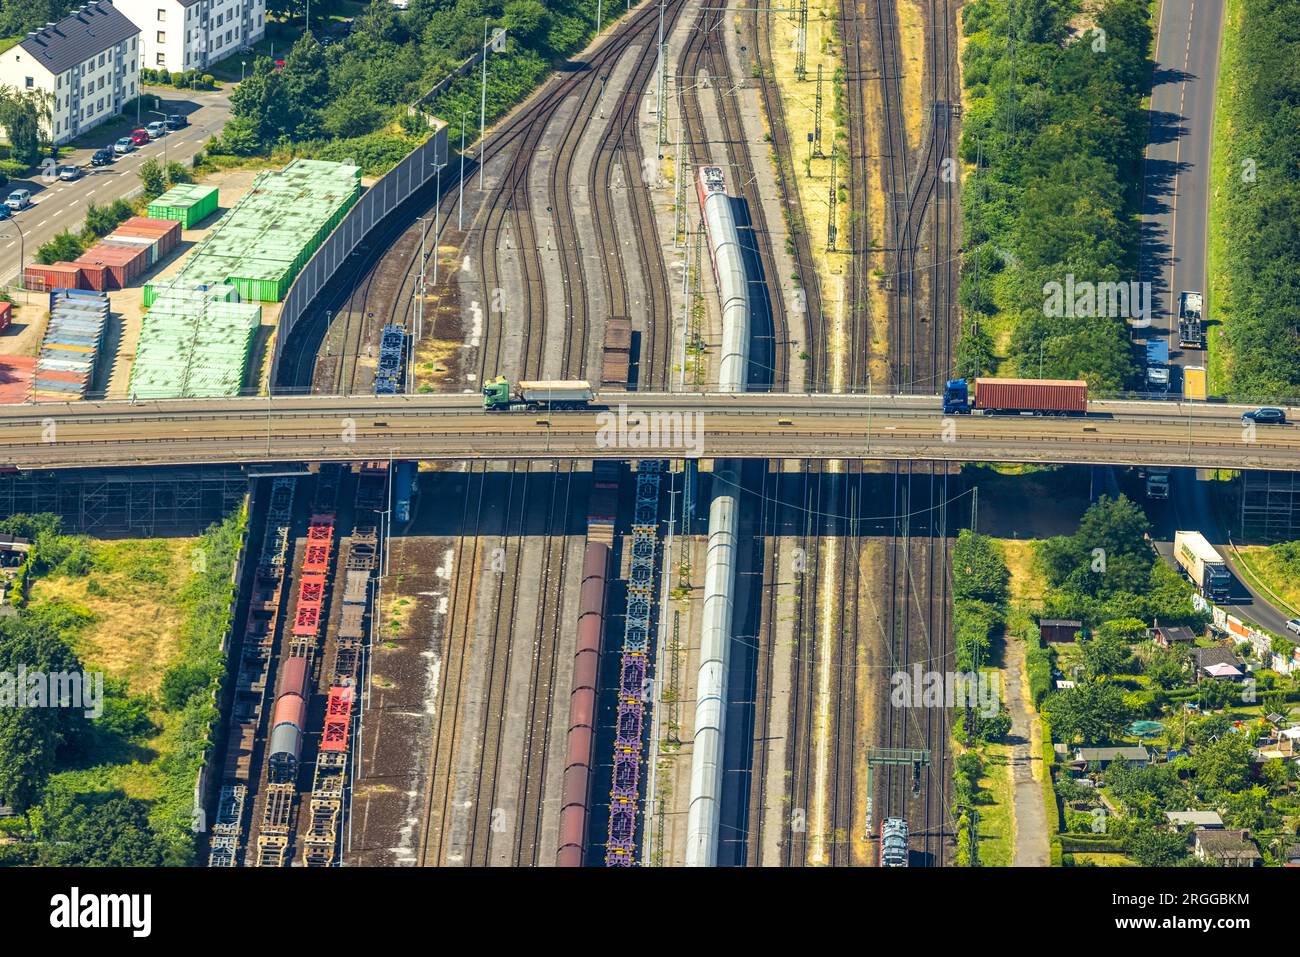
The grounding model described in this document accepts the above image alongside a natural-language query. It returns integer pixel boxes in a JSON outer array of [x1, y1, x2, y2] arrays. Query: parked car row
[[0, 113, 190, 219]]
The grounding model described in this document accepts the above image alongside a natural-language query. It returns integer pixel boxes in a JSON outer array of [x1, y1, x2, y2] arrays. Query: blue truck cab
[[943, 378, 972, 414]]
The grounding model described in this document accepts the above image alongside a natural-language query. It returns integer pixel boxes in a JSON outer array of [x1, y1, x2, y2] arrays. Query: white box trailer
[[1174, 530, 1231, 602]]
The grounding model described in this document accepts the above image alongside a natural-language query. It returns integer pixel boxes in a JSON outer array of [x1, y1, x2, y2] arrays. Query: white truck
[[1174, 530, 1231, 602], [1144, 467, 1170, 500], [1178, 291, 1205, 349]]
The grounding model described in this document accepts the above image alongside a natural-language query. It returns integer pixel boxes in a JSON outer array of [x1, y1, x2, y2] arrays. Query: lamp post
[[240, 60, 246, 83], [478, 19, 490, 190], [150, 109, 168, 167], [7, 218, 25, 291], [458, 109, 468, 231]]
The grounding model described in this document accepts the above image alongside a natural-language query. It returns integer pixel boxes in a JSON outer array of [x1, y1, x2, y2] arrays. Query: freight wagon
[[268, 656, 310, 784], [880, 817, 909, 867], [943, 377, 1088, 415], [374, 323, 406, 395]]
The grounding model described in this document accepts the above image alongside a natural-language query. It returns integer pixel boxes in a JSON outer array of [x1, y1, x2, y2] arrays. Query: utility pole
[[813, 63, 824, 157], [827, 147, 837, 251], [795, 0, 808, 80], [458, 109, 468, 230], [656, 0, 666, 148], [478, 20, 490, 189]]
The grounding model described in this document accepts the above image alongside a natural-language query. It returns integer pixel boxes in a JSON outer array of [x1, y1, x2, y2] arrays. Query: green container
[[148, 184, 219, 228]]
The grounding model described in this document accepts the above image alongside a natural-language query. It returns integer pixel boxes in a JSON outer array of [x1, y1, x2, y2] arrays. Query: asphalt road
[[0, 88, 231, 285], [1147, 469, 1297, 636], [1140, 0, 1225, 387], [6, 392, 1300, 470]]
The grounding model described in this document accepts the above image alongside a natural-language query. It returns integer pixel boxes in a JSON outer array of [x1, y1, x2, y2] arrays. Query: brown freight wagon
[[973, 377, 1088, 415]]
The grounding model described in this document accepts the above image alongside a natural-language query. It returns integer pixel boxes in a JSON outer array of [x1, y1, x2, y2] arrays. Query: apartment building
[[113, 0, 266, 74], [0, 2, 141, 146]]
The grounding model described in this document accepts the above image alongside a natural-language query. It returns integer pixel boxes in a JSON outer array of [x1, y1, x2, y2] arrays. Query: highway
[[6, 393, 1300, 471], [1142, 0, 1224, 384]]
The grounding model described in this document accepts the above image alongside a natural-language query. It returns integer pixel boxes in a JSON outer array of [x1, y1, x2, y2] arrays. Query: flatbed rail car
[[943, 377, 1088, 416]]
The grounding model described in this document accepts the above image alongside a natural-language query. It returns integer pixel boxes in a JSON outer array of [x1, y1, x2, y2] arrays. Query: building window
[[156, 52, 165, 65], [130, 81, 135, 95], [157, 8, 165, 19], [97, 97, 104, 112], [157, 31, 166, 43], [215, 13, 222, 25], [55, 121, 60, 134], [99, 53, 105, 67], [24, 76, 32, 89]]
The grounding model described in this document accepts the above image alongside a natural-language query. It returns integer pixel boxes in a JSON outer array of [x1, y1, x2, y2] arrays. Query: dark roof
[[1156, 624, 1196, 642], [1195, 829, 1261, 860], [1039, 619, 1083, 628], [1191, 646, 1240, 670], [18, 2, 140, 77]]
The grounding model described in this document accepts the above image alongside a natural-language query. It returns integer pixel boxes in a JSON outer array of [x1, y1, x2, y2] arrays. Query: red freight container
[[24, 262, 85, 293], [75, 242, 146, 289], [320, 685, 354, 752], [0, 356, 35, 404], [0, 300, 10, 332], [75, 262, 109, 291], [119, 217, 181, 255], [30, 368, 87, 384], [279, 656, 308, 699], [973, 377, 1088, 414]]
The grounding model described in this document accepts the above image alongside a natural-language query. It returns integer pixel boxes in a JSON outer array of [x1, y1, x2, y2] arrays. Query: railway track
[[838, 0, 958, 866], [418, 463, 488, 865], [678, 3, 789, 391]]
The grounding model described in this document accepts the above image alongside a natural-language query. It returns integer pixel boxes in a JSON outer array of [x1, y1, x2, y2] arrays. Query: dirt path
[[1004, 637, 1049, 866]]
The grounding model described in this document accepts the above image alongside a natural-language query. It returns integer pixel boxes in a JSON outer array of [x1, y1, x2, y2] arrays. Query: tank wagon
[[696, 165, 750, 391], [880, 816, 909, 867], [374, 323, 406, 395], [268, 656, 310, 784]]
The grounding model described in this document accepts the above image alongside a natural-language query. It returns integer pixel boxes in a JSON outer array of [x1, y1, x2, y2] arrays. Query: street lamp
[[240, 60, 246, 83], [458, 109, 468, 231], [6, 218, 25, 291], [150, 109, 169, 167]]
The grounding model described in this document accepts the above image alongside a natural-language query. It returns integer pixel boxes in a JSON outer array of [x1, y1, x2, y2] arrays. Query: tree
[[503, 0, 548, 41], [0, 89, 42, 166], [952, 530, 1009, 604], [1192, 732, 1254, 797], [1044, 681, 1130, 746], [1128, 824, 1190, 867], [138, 157, 166, 197], [34, 230, 84, 265], [164, 161, 193, 187], [1145, 648, 1188, 690], [1083, 621, 1138, 679], [36, 795, 163, 866]]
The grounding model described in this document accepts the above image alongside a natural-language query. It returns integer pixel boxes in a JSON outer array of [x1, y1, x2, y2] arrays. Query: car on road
[[5, 189, 32, 211], [91, 147, 113, 166], [1242, 407, 1287, 425], [1287, 619, 1300, 636], [129, 129, 150, 145], [114, 136, 136, 154], [146, 120, 167, 138], [57, 165, 81, 182], [165, 113, 186, 130]]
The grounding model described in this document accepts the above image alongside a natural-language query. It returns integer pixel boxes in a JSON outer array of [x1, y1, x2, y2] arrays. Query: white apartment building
[[0, 2, 141, 146], [113, 0, 266, 74]]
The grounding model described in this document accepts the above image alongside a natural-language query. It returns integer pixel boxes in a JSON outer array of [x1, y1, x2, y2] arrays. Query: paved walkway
[[1004, 638, 1049, 866]]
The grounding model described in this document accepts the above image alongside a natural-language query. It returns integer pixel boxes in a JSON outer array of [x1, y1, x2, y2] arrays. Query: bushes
[[34, 230, 85, 265], [1025, 643, 1056, 707], [957, 0, 1151, 390], [1213, 0, 1300, 399]]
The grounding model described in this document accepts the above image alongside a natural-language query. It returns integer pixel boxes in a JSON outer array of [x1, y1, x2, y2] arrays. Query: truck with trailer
[[1144, 466, 1171, 500], [1178, 291, 1204, 349], [943, 377, 1088, 416], [482, 377, 596, 411], [1173, 530, 1232, 602], [1144, 338, 1170, 392]]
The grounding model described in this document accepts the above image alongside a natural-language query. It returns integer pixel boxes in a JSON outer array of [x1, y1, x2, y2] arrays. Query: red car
[[129, 129, 150, 145]]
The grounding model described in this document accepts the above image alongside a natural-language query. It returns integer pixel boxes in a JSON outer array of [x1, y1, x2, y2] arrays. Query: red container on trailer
[[972, 378, 1088, 414]]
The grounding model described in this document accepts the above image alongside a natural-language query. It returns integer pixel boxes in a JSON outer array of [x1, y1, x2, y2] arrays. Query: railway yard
[[186, 0, 969, 869]]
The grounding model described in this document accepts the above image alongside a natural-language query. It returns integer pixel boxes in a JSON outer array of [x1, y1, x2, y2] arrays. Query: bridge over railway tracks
[[3, 393, 1297, 471]]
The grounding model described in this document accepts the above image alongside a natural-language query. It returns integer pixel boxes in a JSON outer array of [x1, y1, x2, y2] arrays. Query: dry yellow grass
[[897, 0, 926, 154], [998, 539, 1047, 609], [30, 537, 196, 695]]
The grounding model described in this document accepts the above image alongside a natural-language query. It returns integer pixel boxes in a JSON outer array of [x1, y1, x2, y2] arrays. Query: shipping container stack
[[147, 182, 219, 228], [145, 159, 361, 306], [129, 284, 261, 399], [32, 290, 108, 402]]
